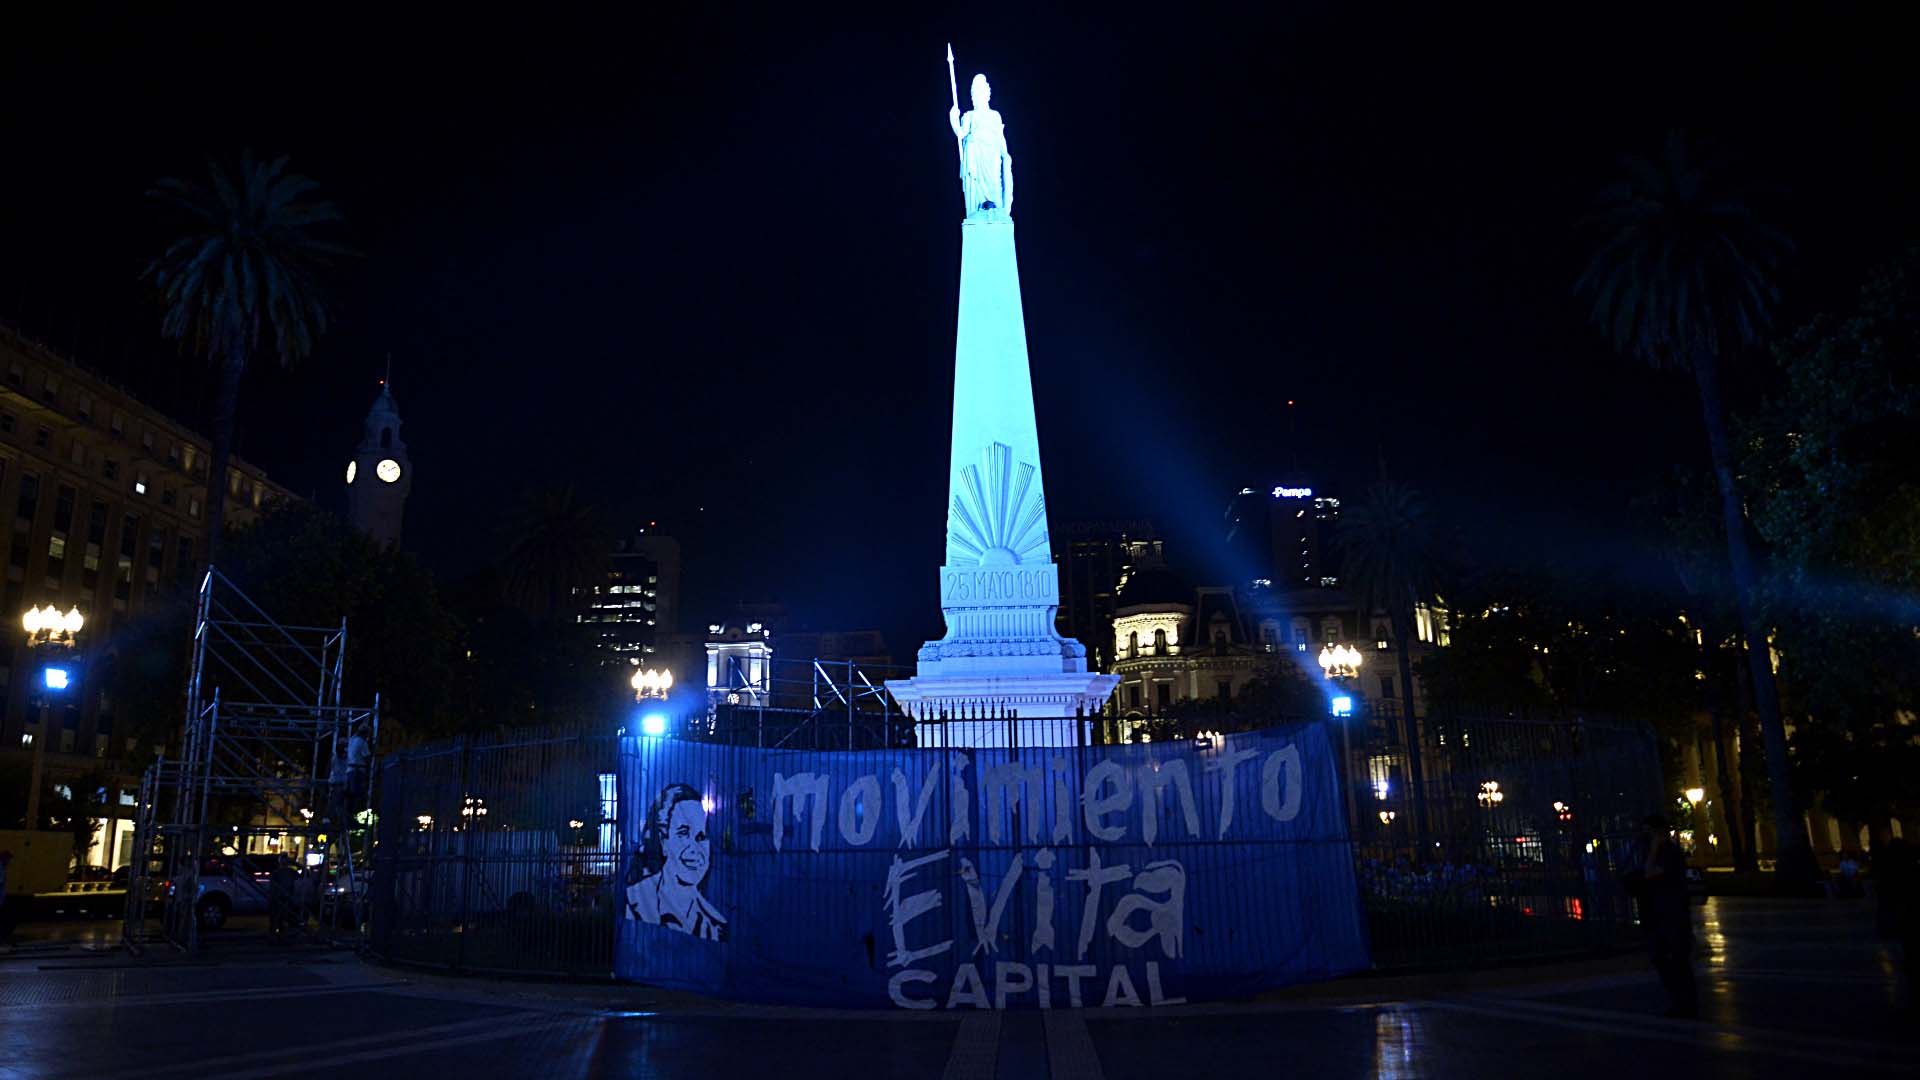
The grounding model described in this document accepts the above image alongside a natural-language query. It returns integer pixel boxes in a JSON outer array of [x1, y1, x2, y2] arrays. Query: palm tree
[[504, 486, 609, 621], [145, 154, 348, 562], [1338, 481, 1439, 843], [1575, 132, 1811, 880]]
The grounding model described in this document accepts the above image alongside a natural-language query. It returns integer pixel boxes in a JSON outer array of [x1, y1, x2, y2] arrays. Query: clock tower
[[346, 381, 411, 547]]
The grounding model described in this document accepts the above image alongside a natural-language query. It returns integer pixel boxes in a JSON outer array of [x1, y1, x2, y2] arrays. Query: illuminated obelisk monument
[[886, 53, 1119, 747]]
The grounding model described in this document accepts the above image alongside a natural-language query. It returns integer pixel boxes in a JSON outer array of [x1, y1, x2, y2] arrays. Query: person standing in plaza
[[1629, 814, 1698, 1018]]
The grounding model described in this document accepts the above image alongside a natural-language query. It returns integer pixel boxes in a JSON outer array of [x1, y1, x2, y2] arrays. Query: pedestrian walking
[[1626, 813, 1698, 1018], [1837, 852, 1862, 898], [344, 722, 372, 810], [268, 856, 299, 944]]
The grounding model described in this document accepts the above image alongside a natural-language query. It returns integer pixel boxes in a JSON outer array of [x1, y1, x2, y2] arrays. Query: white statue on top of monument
[[947, 58, 1013, 221]]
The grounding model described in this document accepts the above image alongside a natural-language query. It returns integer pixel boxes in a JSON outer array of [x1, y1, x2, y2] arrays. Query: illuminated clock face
[[376, 458, 402, 483], [345, 461, 357, 484]]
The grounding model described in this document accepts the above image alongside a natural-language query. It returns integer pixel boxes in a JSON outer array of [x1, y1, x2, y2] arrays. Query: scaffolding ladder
[[123, 567, 381, 953]]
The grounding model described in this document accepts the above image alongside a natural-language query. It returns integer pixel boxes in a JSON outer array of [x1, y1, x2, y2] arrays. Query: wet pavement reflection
[[0, 898, 1910, 1079]]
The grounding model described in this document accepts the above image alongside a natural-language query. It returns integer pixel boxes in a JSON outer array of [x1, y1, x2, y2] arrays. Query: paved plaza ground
[[0, 898, 1912, 1079]]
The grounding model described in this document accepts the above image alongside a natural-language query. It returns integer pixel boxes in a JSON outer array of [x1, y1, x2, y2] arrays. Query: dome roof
[[1116, 561, 1190, 609]]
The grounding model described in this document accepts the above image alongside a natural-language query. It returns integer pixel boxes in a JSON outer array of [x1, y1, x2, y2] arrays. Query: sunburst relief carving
[[946, 441, 1049, 567]]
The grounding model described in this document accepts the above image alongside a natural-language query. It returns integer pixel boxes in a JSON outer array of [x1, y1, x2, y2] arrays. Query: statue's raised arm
[[950, 70, 1013, 221]]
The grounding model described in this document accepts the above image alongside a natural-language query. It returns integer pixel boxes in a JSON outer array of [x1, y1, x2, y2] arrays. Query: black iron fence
[[370, 725, 623, 976], [369, 703, 1663, 979], [1345, 704, 1664, 966]]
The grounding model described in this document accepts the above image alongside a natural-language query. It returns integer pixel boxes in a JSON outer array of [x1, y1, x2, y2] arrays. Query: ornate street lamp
[[630, 667, 674, 701], [1317, 642, 1363, 680], [21, 604, 84, 826], [1318, 641, 1365, 840]]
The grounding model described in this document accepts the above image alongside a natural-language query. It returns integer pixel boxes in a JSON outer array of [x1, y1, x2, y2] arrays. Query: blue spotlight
[[639, 712, 669, 737], [1330, 695, 1353, 718], [43, 666, 71, 691]]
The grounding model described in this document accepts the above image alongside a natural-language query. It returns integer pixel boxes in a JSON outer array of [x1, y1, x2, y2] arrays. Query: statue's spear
[[946, 42, 959, 115]]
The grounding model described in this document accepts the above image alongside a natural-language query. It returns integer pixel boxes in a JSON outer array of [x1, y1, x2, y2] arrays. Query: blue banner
[[614, 724, 1368, 1007]]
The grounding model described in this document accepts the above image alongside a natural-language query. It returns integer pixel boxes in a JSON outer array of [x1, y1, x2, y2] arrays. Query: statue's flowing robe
[[958, 107, 1011, 215]]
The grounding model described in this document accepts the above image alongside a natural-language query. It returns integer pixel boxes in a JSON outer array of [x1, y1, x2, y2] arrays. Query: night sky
[[2, 6, 1916, 651]]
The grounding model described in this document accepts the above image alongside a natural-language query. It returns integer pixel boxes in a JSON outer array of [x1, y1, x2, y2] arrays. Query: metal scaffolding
[[124, 567, 380, 952], [696, 655, 910, 750]]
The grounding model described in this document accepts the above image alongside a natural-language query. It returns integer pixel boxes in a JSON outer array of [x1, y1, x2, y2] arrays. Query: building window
[[182, 445, 197, 473], [167, 441, 180, 468], [1217, 679, 1232, 701], [46, 534, 67, 583], [161, 488, 176, 508], [53, 485, 75, 534], [176, 536, 194, 575], [41, 373, 58, 399], [1128, 630, 1139, 658], [141, 428, 154, 451], [16, 472, 39, 522], [187, 496, 201, 520], [1127, 685, 1141, 708], [1380, 676, 1396, 700], [83, 502, 105, 591], [110, 412, 125, 439], [0, 411, 12, 434], [76, 393, 92, 423], [68, 439, 85, 467], [6, 362, 20, 387], [146, 530, 165, 585], [116, 514, 138, 604], [1322, 618, 1340, 642], [1155, 682, 1172, 709], [102, 459, 118, 481], [33, 427, 50, 449], [1152, 628, 1168, 656]]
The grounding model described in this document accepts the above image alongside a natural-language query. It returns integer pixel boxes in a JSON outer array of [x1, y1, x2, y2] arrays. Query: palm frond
[[144, 153, 353, 370], [1574, 131, 1791, 372]]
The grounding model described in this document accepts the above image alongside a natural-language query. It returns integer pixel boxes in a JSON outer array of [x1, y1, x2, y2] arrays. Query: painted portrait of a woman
[[625, 782, 726, 942]]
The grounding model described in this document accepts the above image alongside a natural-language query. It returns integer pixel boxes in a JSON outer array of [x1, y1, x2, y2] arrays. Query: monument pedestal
[[885, 218, 1118, 747]]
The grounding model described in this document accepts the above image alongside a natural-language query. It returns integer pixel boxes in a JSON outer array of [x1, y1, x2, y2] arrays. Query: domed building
[[1108, 541, 1267, 738]]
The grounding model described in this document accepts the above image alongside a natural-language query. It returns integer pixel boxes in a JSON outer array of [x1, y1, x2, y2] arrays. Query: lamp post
[[1317, 642, 1364, 841], [631, 666, 673, 738], [21, 604, 83, 828]]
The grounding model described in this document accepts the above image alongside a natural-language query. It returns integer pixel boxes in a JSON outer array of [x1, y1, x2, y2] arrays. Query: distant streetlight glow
[[1684, 787, 1705, 805]]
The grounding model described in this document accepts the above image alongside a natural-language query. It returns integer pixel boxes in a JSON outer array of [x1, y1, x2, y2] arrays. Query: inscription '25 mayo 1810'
[[942, 566, 1058, 606]]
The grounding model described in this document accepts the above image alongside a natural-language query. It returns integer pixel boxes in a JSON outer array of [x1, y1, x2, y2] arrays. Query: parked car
[[167, 854, 303, 929]]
